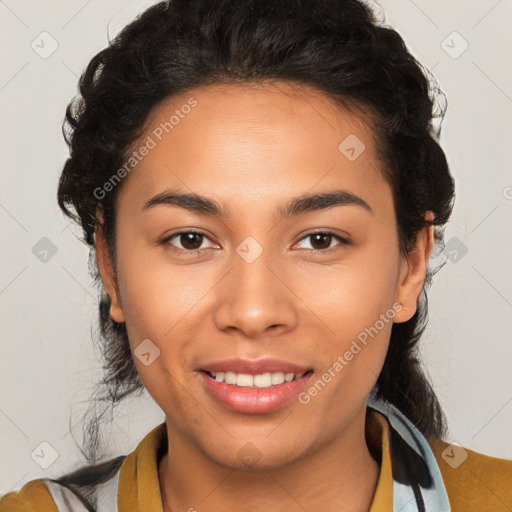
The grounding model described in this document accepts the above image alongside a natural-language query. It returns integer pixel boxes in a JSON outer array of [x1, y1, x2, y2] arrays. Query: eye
[[161, 230, 218, 255], [294, 231, 351, 252], [160, 229, 350, 256]]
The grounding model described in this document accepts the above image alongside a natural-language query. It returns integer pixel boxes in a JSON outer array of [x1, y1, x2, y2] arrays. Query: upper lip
[[199, 358, 312, 375]]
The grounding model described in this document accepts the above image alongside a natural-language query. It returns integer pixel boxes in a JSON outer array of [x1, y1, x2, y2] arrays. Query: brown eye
[[162, 230, 217, 254], [309, 233, 333, 250], [179, 232, 203, 250], [295, 232, 350, 252]]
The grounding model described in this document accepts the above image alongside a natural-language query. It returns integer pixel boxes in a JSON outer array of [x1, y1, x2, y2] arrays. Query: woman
[[1, 0, 510, 511]]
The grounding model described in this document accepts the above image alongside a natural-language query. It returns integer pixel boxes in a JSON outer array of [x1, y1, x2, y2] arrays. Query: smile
[[200, 369, 314, 414]]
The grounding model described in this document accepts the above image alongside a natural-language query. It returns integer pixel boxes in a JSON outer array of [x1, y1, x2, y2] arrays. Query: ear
[[94, 219, 125, 323], [393, 211, 434, 323]]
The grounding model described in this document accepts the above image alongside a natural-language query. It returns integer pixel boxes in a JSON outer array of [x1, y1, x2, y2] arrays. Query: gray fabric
[[44, 467, 120, 512], [95, 468, 121, 512], [44, 480, 91, 512]]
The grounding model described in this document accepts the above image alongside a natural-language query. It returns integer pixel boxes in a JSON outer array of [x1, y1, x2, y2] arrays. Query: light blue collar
[[367, 392, 451, 512]]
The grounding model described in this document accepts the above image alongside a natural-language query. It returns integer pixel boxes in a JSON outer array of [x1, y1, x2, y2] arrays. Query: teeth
[[253, 372, 272, 387], [236, 373, 254, 387], [271, 373, 285, 385], [224, 372, 237, 385], [207, 370, 306, 388]]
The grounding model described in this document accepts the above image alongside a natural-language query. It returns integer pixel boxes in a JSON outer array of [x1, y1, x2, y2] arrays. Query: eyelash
[[160, 229, 351, 256]]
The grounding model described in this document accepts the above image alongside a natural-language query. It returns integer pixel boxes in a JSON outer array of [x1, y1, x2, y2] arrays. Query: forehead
[[116, 81, 390, 216], [144, 80, 376, 147]]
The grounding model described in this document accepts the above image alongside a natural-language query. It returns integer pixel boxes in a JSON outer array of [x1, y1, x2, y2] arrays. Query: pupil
[[311, 233, 331, 250], [182, 233, 202, 250]]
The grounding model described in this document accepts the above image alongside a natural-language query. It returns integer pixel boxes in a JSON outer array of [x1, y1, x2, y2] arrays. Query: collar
[[47, 396, 451, 511], [367, 392, 451, 512]]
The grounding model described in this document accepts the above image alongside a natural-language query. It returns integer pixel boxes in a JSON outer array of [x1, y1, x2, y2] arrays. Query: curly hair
[[57, 0, 455, 465]]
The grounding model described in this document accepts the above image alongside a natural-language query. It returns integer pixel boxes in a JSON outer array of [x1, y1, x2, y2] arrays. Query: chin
[[202, 436, 311, 472]]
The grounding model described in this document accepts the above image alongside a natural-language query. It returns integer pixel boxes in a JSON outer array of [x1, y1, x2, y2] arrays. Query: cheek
[[114, 244, 202, 412], [294, 238, 400, 337], [113, 237, 214, 401], [293, 236, 400, 400], [115, 238, 202, 336]]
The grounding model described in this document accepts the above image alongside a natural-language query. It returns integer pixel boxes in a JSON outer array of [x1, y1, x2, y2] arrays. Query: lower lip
[[200, 371, 313, 414]]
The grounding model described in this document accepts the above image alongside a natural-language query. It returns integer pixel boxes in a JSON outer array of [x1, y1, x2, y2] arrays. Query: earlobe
[[93, 223, 125, 323], [393, 211, 434, 323]]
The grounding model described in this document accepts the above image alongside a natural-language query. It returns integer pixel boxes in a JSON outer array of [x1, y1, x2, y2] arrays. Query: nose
[[213, 247, 298, 339]]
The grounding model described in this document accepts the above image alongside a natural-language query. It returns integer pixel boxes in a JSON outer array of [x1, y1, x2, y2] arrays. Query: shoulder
[[430, 438, 512, 512], [0, 479, 58, 512], [0, 454, 126, 512]]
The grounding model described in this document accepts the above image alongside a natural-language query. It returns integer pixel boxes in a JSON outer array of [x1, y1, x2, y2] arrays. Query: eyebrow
[[142, 188, 373, 219]]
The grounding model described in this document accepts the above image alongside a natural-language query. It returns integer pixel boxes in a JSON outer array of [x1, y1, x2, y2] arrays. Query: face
[[95, 81, 432, 470]]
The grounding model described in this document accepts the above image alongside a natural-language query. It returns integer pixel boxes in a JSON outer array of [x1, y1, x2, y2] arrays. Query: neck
[[158, 406, 381, 512]]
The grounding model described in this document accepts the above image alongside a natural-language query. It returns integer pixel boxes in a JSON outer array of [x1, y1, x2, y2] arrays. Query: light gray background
[[1, 0, 511, 495]]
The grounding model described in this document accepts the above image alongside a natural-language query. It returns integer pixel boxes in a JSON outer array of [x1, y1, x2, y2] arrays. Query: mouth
[[199, 368, 314, 414]]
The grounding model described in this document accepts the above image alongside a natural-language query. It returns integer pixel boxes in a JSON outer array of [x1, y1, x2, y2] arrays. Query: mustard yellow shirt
[[1, 410, 511, 511]]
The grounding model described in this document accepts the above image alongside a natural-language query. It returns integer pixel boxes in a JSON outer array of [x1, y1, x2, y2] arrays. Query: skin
[[94, 81, 434, 512]]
